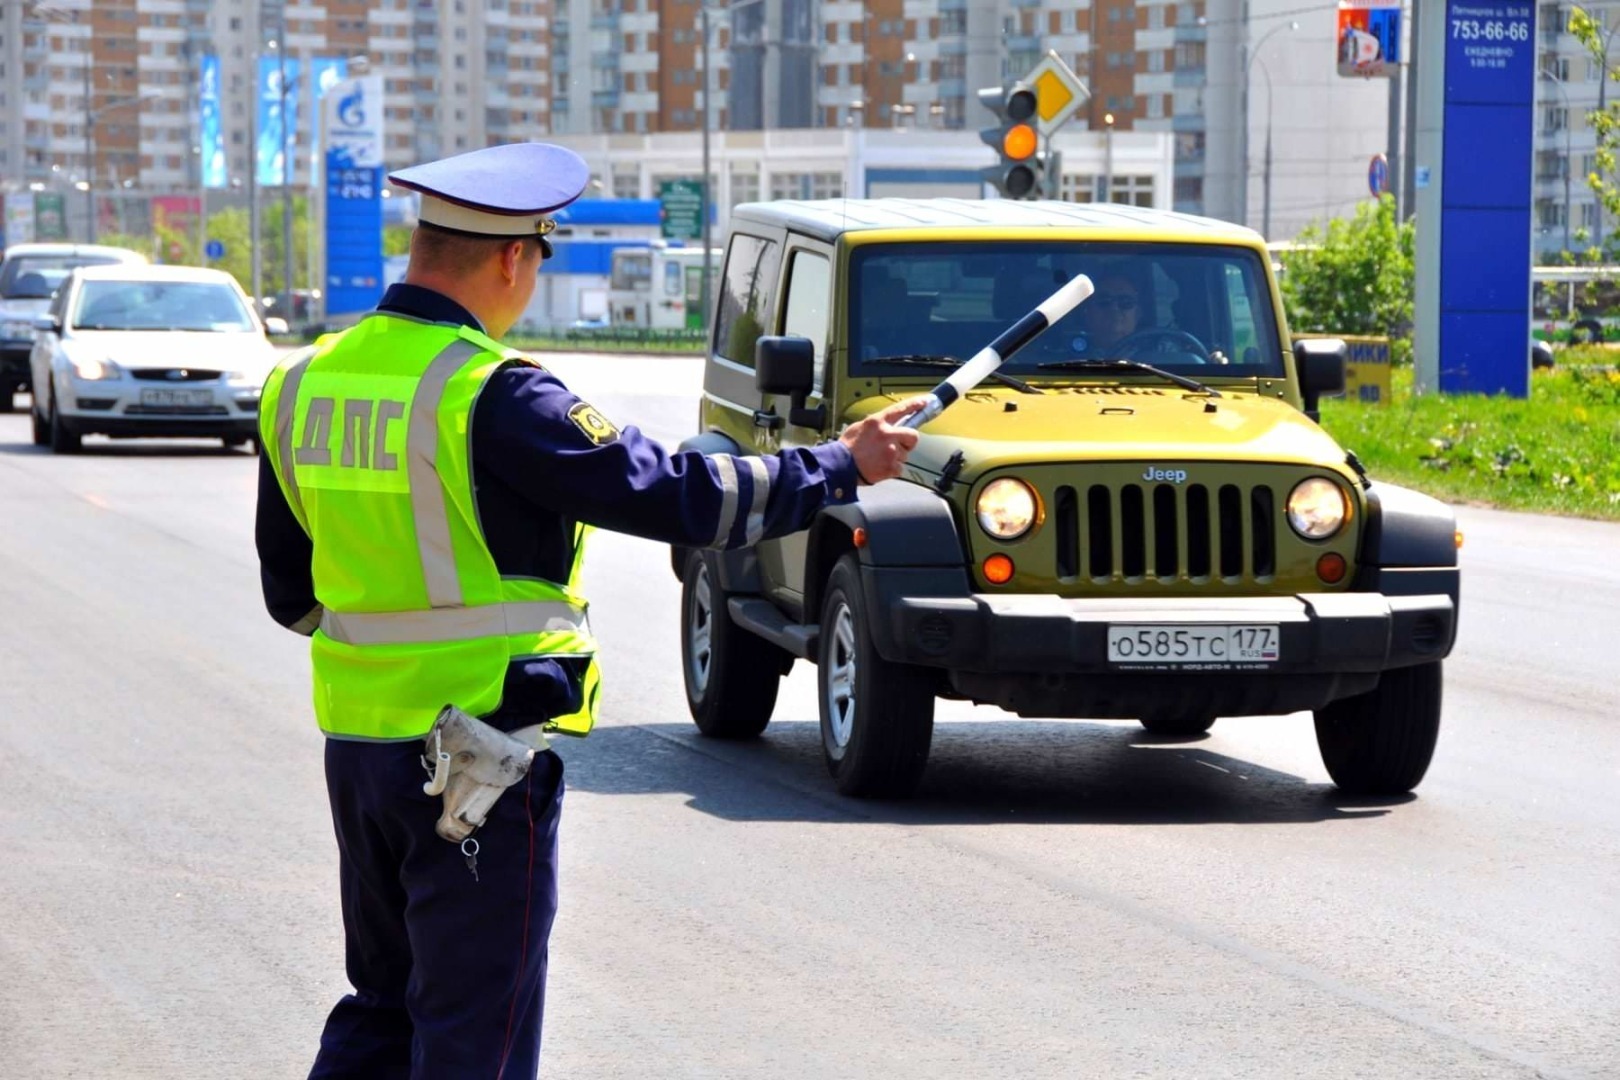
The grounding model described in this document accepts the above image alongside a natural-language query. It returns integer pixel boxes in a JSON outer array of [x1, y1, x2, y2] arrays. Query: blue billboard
[[256, 56, 301, 187], [199, 54, 226, 189], [1438, 0, 1535, 395]]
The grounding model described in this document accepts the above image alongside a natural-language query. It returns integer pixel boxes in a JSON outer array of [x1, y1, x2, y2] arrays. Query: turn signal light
[[1003, 123, 1038, 161], [983, 553, 1016, 585], [1455, 530, 1465, 549], [853, 527, 868, 549], [1316, 552, 1348, 584]]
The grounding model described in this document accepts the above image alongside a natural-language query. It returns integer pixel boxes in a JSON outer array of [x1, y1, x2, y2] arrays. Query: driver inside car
[[1077, 271, 1143, 356]]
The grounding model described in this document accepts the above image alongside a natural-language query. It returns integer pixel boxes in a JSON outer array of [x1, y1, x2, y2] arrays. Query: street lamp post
[[698, 0, 769, 337], [1239, 19, 1297, 232], [277, 7, 294, 326], [1541, 67, 1572, 254]]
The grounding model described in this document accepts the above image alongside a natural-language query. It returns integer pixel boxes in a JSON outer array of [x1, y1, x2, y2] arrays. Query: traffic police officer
[[254, 141, 923, 1078]]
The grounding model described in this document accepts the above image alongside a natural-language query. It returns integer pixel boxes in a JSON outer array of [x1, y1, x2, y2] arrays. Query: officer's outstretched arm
[[481, 368, 921, 549]]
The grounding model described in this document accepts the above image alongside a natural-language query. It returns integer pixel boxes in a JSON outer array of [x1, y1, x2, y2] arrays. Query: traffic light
[[978, 83, 1047, 200]]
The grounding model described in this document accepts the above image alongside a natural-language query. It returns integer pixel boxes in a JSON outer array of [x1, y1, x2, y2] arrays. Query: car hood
[[846, 385, 1352, 476], [66, 330, 277, 376]]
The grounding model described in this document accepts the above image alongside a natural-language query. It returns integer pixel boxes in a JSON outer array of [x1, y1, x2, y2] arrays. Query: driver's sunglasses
[[1094, 293, 1139, 312]]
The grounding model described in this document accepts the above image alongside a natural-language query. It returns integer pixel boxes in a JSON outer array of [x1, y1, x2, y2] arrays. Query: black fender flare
[[805, 479, 970, 621], [1358, 482, 1457, 568]]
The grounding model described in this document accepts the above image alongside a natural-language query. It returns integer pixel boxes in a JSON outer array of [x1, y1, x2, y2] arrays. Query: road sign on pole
[[205, 239, 225, 260], [1338, 0, 1402, 78], [1021, 51, 1087, 136], [659, 179, 704, 240], [1368, 153, 1390, 198]]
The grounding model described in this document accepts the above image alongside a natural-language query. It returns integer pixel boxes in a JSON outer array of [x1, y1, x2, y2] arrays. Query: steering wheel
[[1106, 327, 1212, 364]]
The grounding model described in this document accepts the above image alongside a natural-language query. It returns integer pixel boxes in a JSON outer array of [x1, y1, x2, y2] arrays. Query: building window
[[1148, 50, 1166, 73], [941, 10, 966, 35], [1146, 94, 1164, 118], [809, 171, 842, 198], [731, 170, 760, 207], [1149, 5, 1166, 29]]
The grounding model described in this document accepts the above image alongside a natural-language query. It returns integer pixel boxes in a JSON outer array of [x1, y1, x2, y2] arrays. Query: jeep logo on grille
[[1142, 467, 1188, 484]]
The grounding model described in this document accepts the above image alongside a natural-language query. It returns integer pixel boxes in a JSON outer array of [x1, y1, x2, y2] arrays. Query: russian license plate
[[140, 388, 214, 408], [1107, 624, 1280, 666]]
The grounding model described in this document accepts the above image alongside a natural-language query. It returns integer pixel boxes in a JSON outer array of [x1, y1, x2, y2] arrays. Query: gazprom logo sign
[[324, 75, 383, 170]]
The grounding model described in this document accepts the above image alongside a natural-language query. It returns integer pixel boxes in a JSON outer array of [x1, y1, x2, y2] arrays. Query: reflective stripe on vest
[[260, 318, 601, 742], [320, 600, 588, 646]]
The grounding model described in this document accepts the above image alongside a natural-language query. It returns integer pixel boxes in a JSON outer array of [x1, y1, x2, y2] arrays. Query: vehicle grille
[[1051, 481, 1277, 584], [124, 404, 229, 416], [130, 368, 223, 382]]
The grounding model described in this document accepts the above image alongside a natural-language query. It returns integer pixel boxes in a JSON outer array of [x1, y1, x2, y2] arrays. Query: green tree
[[1277, 194, 1416, 364], [384, 224, 413, 257], [1570, 6, 1620, 261]]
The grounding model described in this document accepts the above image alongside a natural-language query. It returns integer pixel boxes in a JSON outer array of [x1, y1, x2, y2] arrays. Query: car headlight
[[976, 477, 1039, 540], [68, 354, 122, 381], [1286, 477, 1348, 539]]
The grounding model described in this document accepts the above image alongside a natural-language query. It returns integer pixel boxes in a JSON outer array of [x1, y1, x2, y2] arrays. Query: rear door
[[701, 227, 784, 458]]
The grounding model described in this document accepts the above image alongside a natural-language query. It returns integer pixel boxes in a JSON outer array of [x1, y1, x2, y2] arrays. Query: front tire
[[817, 554, 935, 798], [680, 550, 784, 739], [1313, 662, 1442, 795], [31, 399, 48, 446], [47, 391, 80, 454], [0, 381, 16, 413]]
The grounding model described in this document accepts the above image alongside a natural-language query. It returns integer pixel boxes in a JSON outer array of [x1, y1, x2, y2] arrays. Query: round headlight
[[1287, 478, 1348, 539], [976, 477, 1038, 540]]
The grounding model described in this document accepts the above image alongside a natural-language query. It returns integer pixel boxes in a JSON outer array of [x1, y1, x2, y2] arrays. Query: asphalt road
[[0, 354, 1615, 1079]]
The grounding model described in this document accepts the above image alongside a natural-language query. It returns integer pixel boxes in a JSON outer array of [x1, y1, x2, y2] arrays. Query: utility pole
[[278, 5, 294, 325], [82, 55, 93, 242], [249, 62, 261, 312], [700, 4, 713, 337]]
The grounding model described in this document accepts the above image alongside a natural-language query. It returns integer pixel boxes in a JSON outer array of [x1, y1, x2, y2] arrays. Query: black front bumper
[[865, 566, 1458, 718]]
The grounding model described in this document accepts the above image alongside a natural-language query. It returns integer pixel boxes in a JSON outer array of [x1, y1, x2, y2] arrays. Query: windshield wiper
[[1036, 358, 1220, 397], [869, 354, 1041, 394]]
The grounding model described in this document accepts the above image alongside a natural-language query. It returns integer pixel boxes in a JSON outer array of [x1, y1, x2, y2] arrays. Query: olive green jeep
[[672, 199, 1458, 799]]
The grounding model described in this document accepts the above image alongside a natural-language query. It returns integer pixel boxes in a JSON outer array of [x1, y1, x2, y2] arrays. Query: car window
[[0, 255, 122, 298], [848, 241, 1285, 376], [713, 233, 781, 368], [780, 250, 831, 392], [71, 280, 255, 332]]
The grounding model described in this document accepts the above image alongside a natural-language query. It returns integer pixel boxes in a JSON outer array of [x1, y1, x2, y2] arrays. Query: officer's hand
[[840, 396, 927, 485]]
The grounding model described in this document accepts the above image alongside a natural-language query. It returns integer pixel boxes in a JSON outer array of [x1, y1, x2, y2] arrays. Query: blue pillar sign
[[1437, 0, 1535, 395], [322, 75, 386, 318]]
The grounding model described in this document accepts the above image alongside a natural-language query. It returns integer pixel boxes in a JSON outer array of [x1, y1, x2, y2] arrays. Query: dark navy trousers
[[310, 738, 565, 1080]]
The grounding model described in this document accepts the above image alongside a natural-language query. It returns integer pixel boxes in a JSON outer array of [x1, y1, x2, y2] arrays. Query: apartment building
[[0, 0, 1405, 242], [0, 0, 554, 198], [1533, 1, 1617, 259]]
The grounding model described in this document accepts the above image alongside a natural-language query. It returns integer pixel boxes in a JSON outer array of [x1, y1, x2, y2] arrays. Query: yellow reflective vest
[[260, 314, 601, 741]]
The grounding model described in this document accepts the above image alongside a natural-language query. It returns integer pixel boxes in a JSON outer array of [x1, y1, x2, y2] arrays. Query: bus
[[607, 242, 722, 331], [1532, 264, 1620, 343]]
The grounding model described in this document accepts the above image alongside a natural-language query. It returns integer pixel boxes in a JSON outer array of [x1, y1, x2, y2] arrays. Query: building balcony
[[1004, 33, 1041, 53], [1173, 67, 1205, 86], [1174, 157, 1205, 177], [592, 88, 620, 107], [1175, 23, 1207, 42], [1172, 112, 1206, 132]]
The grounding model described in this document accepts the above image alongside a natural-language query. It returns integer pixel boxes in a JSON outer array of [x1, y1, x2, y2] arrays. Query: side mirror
[[32, 314, 61, 334], [264, 316, 290, 336], [754, 335, 826, 428], [1293, 338, 1347, 422]]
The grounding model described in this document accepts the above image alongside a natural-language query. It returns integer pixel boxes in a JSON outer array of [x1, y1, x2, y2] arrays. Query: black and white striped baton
[[898, 273, 1095, 430]]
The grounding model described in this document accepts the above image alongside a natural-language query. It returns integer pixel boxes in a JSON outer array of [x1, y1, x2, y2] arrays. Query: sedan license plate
[[1107, 624, 1280, 668], [139, 388, 214, 408]]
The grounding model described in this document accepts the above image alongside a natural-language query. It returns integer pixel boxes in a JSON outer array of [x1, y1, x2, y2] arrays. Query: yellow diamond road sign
[[1024, 53, 1087, 135]]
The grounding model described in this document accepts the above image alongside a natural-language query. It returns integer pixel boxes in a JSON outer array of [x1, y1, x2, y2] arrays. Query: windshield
[[849, 241, 1283, 377], [70, 279, 256, 332], [0, 255, 123, 299]]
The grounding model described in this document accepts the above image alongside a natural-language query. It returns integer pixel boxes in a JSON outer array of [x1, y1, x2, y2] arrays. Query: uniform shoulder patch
[[567, 400, 621, 446]]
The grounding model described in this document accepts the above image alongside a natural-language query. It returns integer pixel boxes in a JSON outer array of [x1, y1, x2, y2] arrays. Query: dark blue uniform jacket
[[256, 283, 859, 730]]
